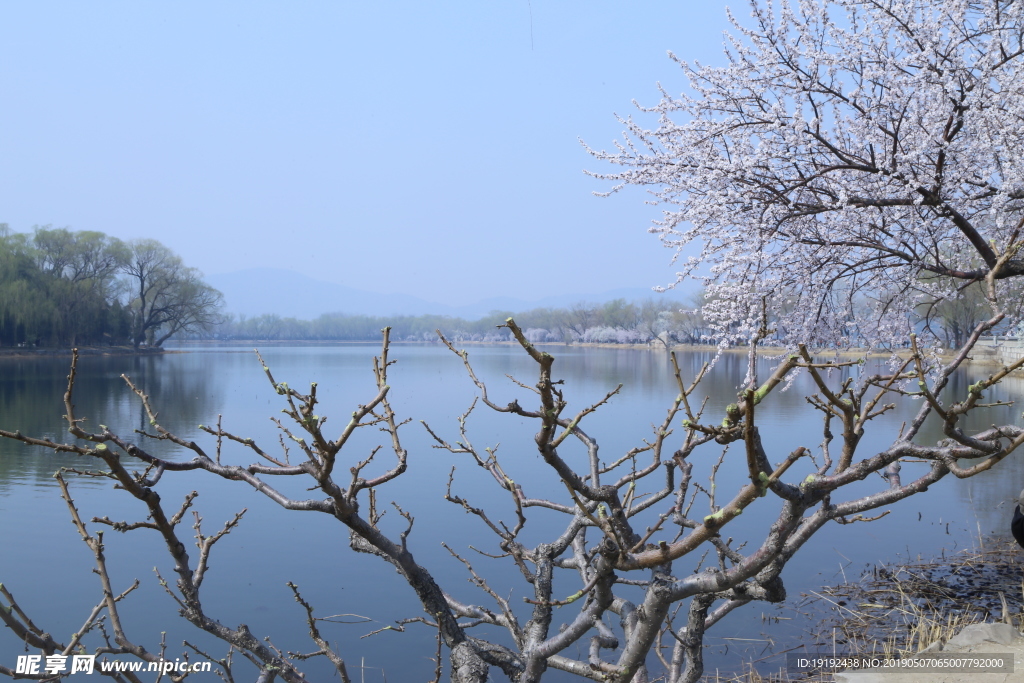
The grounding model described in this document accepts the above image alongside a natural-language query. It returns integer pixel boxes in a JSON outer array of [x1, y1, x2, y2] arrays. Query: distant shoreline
[[7, 340, 1016, 375], [165, 338, 912, 357], [0, 346, 167, 360]]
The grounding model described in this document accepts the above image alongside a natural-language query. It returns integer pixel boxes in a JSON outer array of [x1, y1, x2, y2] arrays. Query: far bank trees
[[213, 297, 709, 346], [0, 226, 222, 348]]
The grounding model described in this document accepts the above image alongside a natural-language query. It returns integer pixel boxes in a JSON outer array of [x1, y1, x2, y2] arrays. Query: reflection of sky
[[1, 346, 1022, 679]]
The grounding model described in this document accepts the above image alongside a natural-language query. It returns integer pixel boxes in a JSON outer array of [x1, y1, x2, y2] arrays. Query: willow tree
[[121, 239, 224, 347], [33, 227, 129, 346], [3, 2, 1024, 683]]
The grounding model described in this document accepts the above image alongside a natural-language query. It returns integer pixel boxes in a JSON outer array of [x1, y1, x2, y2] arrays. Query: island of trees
[[0, 225, 222, 349]]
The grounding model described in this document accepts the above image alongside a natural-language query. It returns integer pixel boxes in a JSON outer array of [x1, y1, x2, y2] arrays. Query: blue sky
[[1, 1, 732, 306]]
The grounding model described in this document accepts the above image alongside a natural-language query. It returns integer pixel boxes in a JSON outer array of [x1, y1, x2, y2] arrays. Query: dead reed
[[806, 537, 1024, 658], [690, 537, 1024, 682]]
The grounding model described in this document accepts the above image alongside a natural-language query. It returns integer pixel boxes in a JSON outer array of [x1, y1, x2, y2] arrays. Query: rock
[[946, 622, 1022, 648], [833, 642, 942, 683]]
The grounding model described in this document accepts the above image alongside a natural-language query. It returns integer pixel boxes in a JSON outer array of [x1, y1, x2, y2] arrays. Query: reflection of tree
[[0, 354, 220, 487]]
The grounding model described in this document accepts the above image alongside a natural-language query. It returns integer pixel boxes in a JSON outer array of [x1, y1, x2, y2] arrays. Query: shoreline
[[0, 346, 167, 359], [3, 340, 1018, 376], [794, 536, 1024, 677], [165, 337, 977, 359]]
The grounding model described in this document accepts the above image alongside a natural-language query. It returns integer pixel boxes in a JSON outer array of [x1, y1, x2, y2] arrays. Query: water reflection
[[0, 353, 223, 490], [0, 344, 1021, 680]]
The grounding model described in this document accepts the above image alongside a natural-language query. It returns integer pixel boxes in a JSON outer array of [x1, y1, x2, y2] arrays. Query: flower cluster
[[590, 0, 1024, 350]]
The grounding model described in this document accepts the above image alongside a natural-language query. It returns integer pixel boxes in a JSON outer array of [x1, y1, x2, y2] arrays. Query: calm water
[[1, 343, 1022, 680]]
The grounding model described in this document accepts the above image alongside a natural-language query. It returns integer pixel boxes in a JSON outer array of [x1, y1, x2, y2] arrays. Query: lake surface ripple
[[1, 343, 1021, 680]]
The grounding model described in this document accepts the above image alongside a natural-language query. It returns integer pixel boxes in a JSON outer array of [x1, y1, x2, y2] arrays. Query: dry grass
[[808, 538, 1024, 657], [692, 538, 1024, 682], [700, 665, 813, 682]]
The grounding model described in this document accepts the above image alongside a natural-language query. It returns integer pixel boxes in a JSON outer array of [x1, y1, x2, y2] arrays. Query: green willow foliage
[[0, 226, 130, 347], [0, 237, 49, 346], [0, 225, 219, 348]]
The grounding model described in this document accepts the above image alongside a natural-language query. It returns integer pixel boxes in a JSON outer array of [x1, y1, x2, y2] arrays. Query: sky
[[1, 1, 734, 306]]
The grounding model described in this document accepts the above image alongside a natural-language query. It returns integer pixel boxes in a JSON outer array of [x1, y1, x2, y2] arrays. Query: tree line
[[4, 224, 1014, 351], [207, 287, 1017, 350], [0, 225, 222, 348], [209, 296, 714, 346]]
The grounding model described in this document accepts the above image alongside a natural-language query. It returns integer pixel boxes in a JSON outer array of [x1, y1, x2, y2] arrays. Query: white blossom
[[588, 0, 1024, 350]]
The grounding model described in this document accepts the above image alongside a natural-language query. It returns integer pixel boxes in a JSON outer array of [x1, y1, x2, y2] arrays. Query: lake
[[1, 342, 1022, 681]]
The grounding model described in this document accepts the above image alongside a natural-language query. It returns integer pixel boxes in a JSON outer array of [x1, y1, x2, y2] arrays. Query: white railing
[[975, 337, 1024, 365]]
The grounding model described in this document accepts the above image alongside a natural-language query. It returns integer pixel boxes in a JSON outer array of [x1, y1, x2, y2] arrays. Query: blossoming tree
[[589, 0, 1024, 349]]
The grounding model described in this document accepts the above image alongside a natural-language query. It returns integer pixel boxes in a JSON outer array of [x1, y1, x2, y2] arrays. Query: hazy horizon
[[207, 266, 699, 321], [1, 2, 731, 304]]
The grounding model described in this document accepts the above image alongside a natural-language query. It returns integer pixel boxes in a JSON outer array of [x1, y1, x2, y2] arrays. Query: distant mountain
[[206, 268, 695, 321]]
